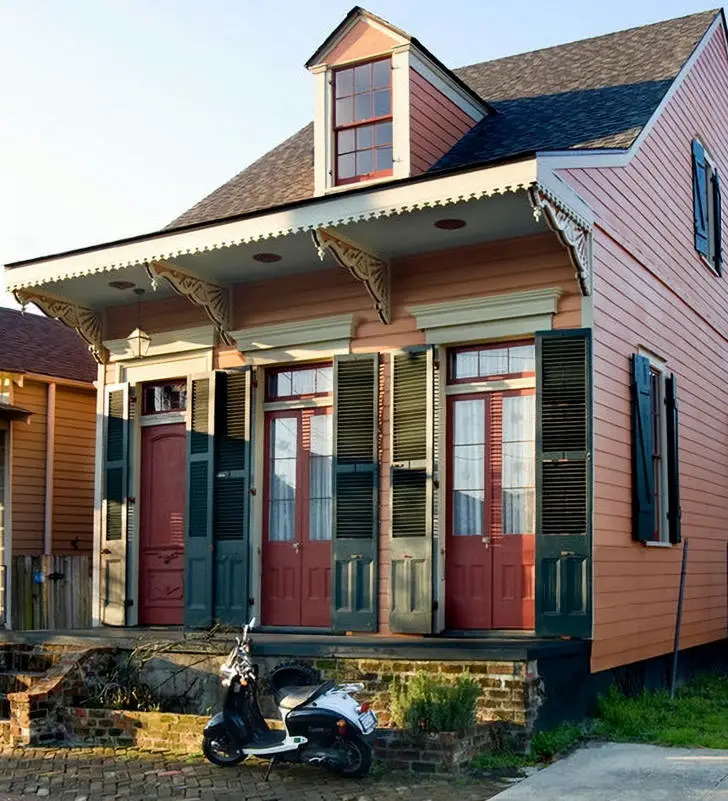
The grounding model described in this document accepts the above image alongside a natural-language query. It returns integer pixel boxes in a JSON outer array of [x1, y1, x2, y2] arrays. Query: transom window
[[450, 343, 536, 382], [334, 59, 393, 185], [142, 380, 187, 415], [267, 364, 333, 401]]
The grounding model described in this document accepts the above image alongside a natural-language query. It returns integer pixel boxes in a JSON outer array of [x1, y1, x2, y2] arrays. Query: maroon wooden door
[[139, 423, 186, 625], [262, 408, 332, 627], [446, 391, 535, 630]]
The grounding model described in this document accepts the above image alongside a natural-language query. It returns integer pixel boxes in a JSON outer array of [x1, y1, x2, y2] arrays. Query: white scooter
[[202, 618, 377, 779]]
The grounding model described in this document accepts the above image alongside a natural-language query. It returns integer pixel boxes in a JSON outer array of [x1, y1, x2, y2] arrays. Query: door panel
[[139, 423, 186, 625]]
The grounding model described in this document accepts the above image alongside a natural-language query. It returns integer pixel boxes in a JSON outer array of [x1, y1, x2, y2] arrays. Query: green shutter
[[535, 330, 592, 638], [713, 170, 723, 275], [665, 373, 682, 545], [693, 139, 709, 257], [213, 370, 251, 626], [185, 374, 215, 628], [101, 383, 130, 626], [389, 347, 434, 634], [631, 354, 655, 543], [332, 354, 379, 632]]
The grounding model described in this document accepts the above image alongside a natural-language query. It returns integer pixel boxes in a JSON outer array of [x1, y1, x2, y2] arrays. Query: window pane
[[355, 92, 371, 121], [144, 382, 187, 414], [338, 153, 356, 180], [336, 96, 353, 126], [373, 89, 391, 117], [454, 351, 479, 379], [292, 368, 316, 396], [335, 68, 353, 97], [454, 444, 484, 490], [356, 124, 374, 149], [376, 146, 393, 172], [272, 417, 297, 458], [310, 413, 333, 457], [454, 490, 484, 536], [503, 490, 534, 535], [502, 395, 535, 535], [372, 59, 390, 88], [337, 129, 355, 154], [354, 63, 372, 92], [309, 499, 332, 541], [376, 120, 392, 145], [479, 348, 509, 376], [356, 149, 374, 175], [508, 345, 535, 374], [315, 366, 333, 395], [453, 398, 485, 445], [269, 417, 297, 542], [269, 501, 295, 542]]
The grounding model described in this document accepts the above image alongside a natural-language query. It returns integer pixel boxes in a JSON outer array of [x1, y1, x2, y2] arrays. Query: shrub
[[390, 671, 481, 734]]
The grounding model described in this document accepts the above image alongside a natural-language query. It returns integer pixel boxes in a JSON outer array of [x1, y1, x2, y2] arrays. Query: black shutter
[[185, 374, 215, 628], [665, 374, 682, 545], [631, 354, 655, 543], [332, 354, 379, 632], [693, 139, 709, 257], [713, 170, 723, 275], [389, 347, 434, 634], [535, 330, 592, 638], [213, 370, 251, 626]]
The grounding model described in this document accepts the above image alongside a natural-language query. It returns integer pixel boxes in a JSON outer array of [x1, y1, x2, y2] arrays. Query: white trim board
[[120, 350, 214, 385], [408, 48, 486, 121], [104, 326, 216, 362]]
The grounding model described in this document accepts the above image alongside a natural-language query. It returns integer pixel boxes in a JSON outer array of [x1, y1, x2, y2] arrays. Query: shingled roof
[[167, 9, 719, 230], [0, 308, 96, 384]]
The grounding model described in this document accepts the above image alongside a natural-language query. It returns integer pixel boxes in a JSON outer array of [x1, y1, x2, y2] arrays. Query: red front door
[[262, 408, 332, 627], [139, 423, 186, 625], [446, 391, 535, 630]]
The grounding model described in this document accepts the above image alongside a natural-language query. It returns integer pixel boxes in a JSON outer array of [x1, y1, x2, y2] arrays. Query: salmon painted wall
[[409, 68, 476, 175], [323, 18, 400, 67], [558, 21, 728, 672], [105, 295, 207, 340]]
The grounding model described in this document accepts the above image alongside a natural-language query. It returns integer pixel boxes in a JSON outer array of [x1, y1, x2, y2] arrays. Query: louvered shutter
[[665, 374, 682, 545], [185, 374, 215, 628], [535, 330, 592, 638], [101, 383, 130, 626], [213, 370, 252, 626], [631, 354, 655, 543], [332, 354, 379, 632], [714, 171, 723, 275], [693, 139, 709, 257], [389, 347, 434, 634]]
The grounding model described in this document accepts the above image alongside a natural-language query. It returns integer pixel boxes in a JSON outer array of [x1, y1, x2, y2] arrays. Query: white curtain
[[502, 395, 536, 534], [268, 417, 297, 542], [309, 414, 333, 541], [452, 398, 485, 536]]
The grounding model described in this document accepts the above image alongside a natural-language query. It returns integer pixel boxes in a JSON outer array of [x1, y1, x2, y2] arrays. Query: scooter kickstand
[[264, 756, 278, 782]]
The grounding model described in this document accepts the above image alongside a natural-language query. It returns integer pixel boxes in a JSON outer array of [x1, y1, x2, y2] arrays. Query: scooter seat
[[274, 680, 335, 710]]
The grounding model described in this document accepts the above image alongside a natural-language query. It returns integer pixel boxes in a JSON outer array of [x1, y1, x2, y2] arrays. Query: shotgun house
[[0, 308, 96, 628], [3, 7, 728, 687]]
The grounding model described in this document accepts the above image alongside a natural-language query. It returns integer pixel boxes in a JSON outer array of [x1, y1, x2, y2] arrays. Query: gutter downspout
[[43, 383, 56, 556]]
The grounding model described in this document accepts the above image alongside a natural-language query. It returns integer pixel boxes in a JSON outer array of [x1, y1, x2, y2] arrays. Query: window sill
[[642, 540, 673, 548]]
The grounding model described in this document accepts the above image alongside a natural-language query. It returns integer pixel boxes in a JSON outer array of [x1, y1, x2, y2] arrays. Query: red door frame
[[261, 406, 332, 628]]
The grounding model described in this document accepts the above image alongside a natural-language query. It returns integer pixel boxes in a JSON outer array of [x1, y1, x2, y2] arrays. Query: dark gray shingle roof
[[167, 9, 719, 229]]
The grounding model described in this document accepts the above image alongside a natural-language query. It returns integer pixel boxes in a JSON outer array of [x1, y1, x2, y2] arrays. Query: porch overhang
[[0, 402, 32, 422]]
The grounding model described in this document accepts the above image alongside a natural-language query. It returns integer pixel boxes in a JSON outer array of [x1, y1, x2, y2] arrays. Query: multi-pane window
[[502, 395, 536, 534], [450, 344, 536, 382], [309, 414, 333, 541], [334, 59, 393, 185], [452, 398, 485, 536], [142, 380, 187, 415], [692, 138, 722, 273], [267, 365, 332, 400]]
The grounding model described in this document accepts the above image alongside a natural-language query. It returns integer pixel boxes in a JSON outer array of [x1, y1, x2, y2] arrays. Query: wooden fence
[[11, 555, 92, 630]]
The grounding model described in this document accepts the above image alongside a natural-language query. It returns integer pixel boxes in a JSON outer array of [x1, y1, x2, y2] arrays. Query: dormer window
[[334, 58, 393, 185]]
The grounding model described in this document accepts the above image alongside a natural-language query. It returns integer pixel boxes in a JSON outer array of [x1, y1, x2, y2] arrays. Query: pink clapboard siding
[[558, 21, 728, 673], [409, 68, 477, 175], [323, 18, 400, 67]]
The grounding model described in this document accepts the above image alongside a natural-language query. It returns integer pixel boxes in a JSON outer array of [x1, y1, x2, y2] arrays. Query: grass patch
[[595, 672, 728, 749], [471, 722, 586, 773]]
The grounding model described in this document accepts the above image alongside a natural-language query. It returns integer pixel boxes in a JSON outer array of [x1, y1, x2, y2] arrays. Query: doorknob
[[481, 537, 490, 550], [292, 542, 301, 553], [101, 548, 111, 555]]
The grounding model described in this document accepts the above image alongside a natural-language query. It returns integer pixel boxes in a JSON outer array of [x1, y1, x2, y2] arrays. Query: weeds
[[390, 672, 481, 734]]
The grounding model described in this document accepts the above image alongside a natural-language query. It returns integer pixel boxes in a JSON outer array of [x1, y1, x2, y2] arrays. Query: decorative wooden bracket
[[146, 260, 234, 346], [528, 185, 592, 296], [13, 289, 109, 364], [312, 228, 391, 324]]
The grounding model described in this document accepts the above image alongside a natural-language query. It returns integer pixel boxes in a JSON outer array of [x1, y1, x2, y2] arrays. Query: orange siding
[[11, 381, 47, 554], [52, 385, 95, 553], [409, 68, 476, 175], [558, 25, 728, 672], [105, 295, 207, 340], [324, 19, 399, 67]]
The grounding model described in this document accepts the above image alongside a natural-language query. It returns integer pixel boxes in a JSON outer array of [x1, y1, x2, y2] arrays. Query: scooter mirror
[[248, 617, 256, 630]]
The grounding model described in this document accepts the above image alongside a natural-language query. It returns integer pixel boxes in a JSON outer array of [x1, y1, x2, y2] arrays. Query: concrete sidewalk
[[492, 742, 728, 800]]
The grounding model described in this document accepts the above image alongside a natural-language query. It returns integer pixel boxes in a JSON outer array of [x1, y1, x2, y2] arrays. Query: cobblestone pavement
[[0, 747, 505, 801]]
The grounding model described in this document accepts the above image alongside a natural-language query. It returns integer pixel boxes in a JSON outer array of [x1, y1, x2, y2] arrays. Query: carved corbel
[[528, 185, 592, 296], [13, 289, 109, 364], [312, 228, 391, 324], [146, 260, 234, 346]]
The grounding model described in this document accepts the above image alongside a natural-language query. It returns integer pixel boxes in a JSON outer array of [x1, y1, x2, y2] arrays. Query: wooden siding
[[409, 68, 476, 175], [11, 381, 47, 554], [52, 385, 95, 553], [105, 295, 207, 340], [558, 24, 728, 672], [323, 18, 399, 67]]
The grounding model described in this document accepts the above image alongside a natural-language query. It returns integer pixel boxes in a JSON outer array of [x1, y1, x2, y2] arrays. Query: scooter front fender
[[203, 712, 228, 739]]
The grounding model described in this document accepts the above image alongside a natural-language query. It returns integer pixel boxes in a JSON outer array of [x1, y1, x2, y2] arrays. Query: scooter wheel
[[334, 734, 373, 779], [202, 734, 247, 767]]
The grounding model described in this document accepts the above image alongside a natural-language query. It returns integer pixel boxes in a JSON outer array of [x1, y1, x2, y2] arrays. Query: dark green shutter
[[332, 354, 379, 632], [631, 354, 655, 543], [713, 171, 722, 275], [693, 139, 709, 257], [665, 374, 682, 545], [389, 347, 434, 634], [101, 384, 130, 626], [213, 370, 251, 626], [185, 374, 215, 628], [535, 330, 592, 638]]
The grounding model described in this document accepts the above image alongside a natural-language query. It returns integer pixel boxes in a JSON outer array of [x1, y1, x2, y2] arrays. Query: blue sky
[[0, 0, 718, 306]]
